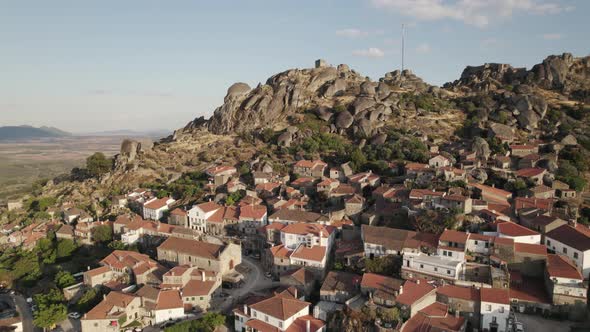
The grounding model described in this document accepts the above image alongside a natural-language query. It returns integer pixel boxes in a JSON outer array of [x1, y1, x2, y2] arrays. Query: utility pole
[[401, 23, 405, 72]]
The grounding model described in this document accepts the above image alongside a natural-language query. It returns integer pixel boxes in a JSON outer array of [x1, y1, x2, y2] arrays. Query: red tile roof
[[439, 229, 469, 244], [436, 285, 480, 302], [401, 302, 465, 332], [239, 204, 267, 220], [158, 237, 223, 259], [480, 288, 510, 304], [249, 294, 310, 320], [290, 245, 327, 262], [514, 243, 547, 256], [546, 225, 590, 252], [396, 279, 435, 306], [144, 197, 172, 210], [497, 222, 540, 237], [155, 290, 183, 310], [546, 254, 583, 280], [515, 168, 545, 178]]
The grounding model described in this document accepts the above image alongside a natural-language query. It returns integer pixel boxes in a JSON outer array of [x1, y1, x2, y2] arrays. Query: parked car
[[68, 312, 81, 319], [514, 322, 524, 332]]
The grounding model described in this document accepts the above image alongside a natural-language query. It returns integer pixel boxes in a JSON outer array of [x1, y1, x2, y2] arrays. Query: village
[[0, 127, 588, 332]]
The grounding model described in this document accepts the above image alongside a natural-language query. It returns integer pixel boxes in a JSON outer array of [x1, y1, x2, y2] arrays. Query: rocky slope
[[25, 53, 590, 210]]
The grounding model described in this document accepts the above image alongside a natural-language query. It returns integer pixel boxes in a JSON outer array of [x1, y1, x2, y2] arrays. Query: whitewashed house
[[480, 288, 510, 332]]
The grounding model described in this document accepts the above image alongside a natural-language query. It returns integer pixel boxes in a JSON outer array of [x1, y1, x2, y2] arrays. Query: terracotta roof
[[546, 254, 583, 280], [287, 315, 325, 332], [268, 209, 324, 223], [256, 182, 282, 192], [468, 233, 493, 241], [515, 167, 545, 178], [291, 177, 316, 186], [239, 204, 267, 220], [497, 222, 540, 237], [144, 197, 173, 210], [290, 245, 327, 262], [136, 284, 160, 301], [169, 208, 187, 216], [471, 183, 512, 199], [395, 280, 435, 306], [155, 289, 183, 310], [83, 291, 137, 320], [514, 197, 554, 211], [158, 237, 223, 260], [437, 285, 480, 302], [360, 273, 402, 301], [182, 279, 217, 297], [85, 265, 111, 278], [270, 244, 292, 259], [439, 229, 469, 244], [480, 288, 510, 304], [249, 294, 310, 320], [401, 302, 465, 332], [547, 225, 590, 252], [405, 163, 429, 171], [283, 267, 314, 285], [195, 201, 222, 213]]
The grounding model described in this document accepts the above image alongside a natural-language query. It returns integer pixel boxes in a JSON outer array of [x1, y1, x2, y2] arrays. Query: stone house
[[436, 285, 481, 329], [157, 237, 241, 276], [320, 271, 360, 304], [360, 273, 403, 307], [293, 159, 327, 178], [81, 292, 142, 332]]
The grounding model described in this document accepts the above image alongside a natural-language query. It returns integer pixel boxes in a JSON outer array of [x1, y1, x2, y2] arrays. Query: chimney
[[416, 279, 420, 285], [201, 270, 206, 281], [399, 285, 403, 294], [243, 304, 248, 316], [306, 319, 311, 332]]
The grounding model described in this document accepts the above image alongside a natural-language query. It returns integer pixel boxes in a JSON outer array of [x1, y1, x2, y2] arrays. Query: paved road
[[214, 256, 278, 313], [0, 293, 36, 332]]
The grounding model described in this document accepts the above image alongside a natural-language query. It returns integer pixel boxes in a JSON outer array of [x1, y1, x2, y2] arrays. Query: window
[[574, 252, 579, 259], [492, 316, 497, 323], [253, 312, 257, 318], [448, 251, 452, 257], [474, 240, 478, 245], [499, 307, 504, 313], [486, 304, 491, 311], [434, 267, 438, 272], [447, 270, 451, 274], [265, 315, 269, 322], [546, 240, 551, 245], [420, 264, 424, 268], [563, 247, 568, 254], [279, 322, 283, 328]]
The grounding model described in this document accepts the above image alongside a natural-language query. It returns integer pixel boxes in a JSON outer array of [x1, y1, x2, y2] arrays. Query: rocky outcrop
[[380, 69, 432, 92], [206, 64, 366, 134]]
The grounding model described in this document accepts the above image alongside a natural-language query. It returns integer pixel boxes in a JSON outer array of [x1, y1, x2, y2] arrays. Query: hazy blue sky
[[1, 0, 588, 133]]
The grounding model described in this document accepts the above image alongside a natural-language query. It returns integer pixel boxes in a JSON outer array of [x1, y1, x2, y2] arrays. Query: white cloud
[[336, 28, 369, 38], [415, 43, 431, 54], [542, 33, 562, 40], [352, 47, 386, 58], [370, 0, 572, 28]]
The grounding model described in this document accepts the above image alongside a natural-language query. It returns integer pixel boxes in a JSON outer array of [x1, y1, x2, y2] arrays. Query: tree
[[34, 288, 65, 308], [164, 312, 226, 332], [36, 237, 57, 264], [378, 307, 401, 323], [33, 303, 67, 329], [74, 288, 102, 313], [91, 225, 113, 244], [86, 152, 113, 177], [226, 190, 245, 206], [56, 239, 77, 259], [54, 271, 75, 289]]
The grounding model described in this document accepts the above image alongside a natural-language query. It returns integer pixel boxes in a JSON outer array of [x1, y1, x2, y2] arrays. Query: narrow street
[[0, 293, 36, 332], [214, 256, 279, 313]]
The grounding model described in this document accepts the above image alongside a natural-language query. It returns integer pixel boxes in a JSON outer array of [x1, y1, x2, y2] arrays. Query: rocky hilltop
[[16, 53, 590, 210]]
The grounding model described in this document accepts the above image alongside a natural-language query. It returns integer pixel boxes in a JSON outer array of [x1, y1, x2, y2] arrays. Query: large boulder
[[277, 132, 293, 147], [224, 82, 251, 102], [120, 139, 142, 162], [335, 111, 354, 129], [323, 78, 348, 98], [472, 137, 491, 161]]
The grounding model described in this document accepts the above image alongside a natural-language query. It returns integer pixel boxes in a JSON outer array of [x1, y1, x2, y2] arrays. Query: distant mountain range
[[0, 125, 72, 140], [0, 126, 171, 141]]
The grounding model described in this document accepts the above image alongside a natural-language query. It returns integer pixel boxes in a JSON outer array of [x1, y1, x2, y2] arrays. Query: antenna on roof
[[401, 23, 405, 72]]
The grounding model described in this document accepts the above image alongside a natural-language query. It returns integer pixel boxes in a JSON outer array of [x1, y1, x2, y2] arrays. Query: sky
[[1, 0, 588, 133]]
